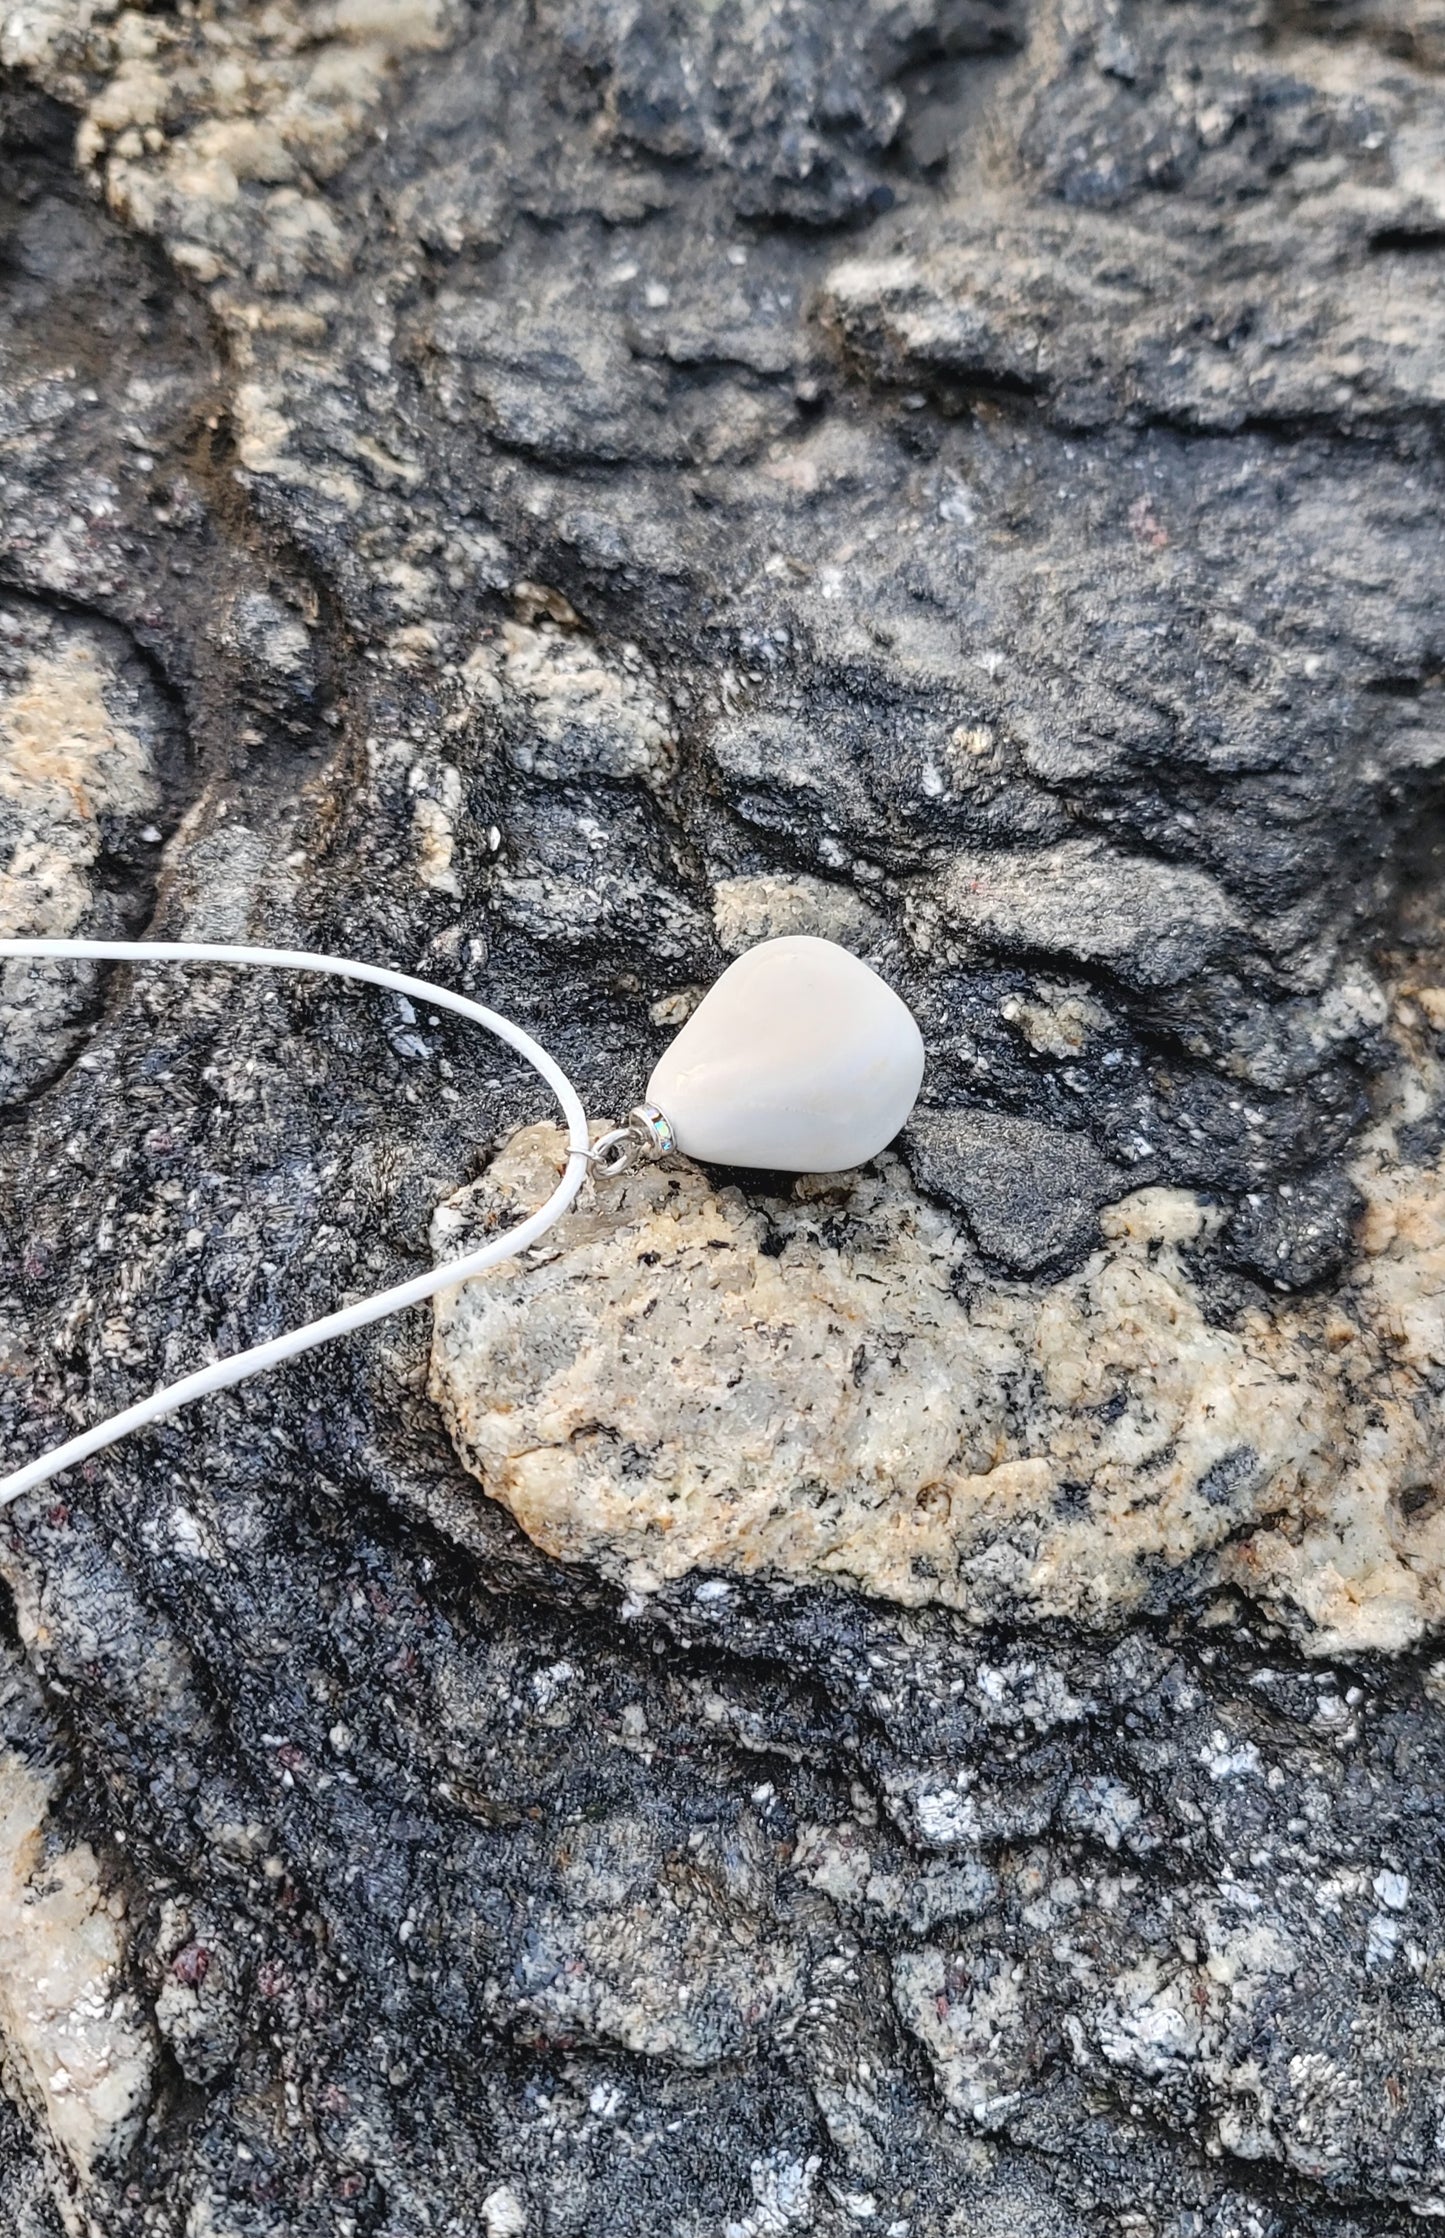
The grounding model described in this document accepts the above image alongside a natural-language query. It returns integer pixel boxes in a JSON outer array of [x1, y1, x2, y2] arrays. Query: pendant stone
[[646, 934, 925, 1173]]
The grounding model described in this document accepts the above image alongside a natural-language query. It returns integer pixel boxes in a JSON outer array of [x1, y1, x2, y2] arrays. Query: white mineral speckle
[[1373, 1870, 1410, 1912], [482, 2184, 528, 2237], [724, 2151, 820, 2237]]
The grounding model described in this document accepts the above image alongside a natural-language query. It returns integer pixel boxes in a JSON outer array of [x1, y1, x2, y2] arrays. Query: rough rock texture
[[0, 1633, 155, 2189], [0, 0, 1443, 2231], [430, 1088, 1445, 1655]]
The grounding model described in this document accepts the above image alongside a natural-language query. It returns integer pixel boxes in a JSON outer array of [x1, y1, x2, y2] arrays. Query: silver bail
[[587, 1102, 677, 1180]]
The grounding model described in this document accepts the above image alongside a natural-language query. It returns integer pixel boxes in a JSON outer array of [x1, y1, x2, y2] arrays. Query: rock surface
[[432, 1080, 1445, 1654], [0, 0, 1443, 2232]]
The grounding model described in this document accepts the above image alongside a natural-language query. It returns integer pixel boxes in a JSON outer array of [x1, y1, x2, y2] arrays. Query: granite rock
[[431, 1071, 1445, 1655]]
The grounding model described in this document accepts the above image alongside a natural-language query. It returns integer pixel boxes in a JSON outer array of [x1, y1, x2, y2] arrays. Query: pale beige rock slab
[[431, 1051, 1445, 1653], [0, 1669, 154, 2188], [0, 615, 165, 1103], [0, 632, 159, 943], [461, 621, 676, 790], [711, 873, 882, 959]]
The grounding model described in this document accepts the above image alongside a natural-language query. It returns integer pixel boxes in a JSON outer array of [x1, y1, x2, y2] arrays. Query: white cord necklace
[[0, 932, 925, 1507]]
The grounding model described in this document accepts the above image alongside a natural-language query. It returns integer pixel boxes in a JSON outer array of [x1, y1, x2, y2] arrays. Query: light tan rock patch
[[6, 0, 466, 541], [430, 1083, 1445, 1654], [711, 873, 882, 958], [0, 607, 166, 1103], [5, 0, 459, 301], [0, 1661, 154, 2184], [0, 633, 158, 943], [462, 622, 676, 790]]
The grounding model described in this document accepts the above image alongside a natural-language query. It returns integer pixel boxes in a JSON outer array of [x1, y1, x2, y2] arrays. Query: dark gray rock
[[903, 1106, 1127, 1269], [1221, 1166, 1370, 1293]]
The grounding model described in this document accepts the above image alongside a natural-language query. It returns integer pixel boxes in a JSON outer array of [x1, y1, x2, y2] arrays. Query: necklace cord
[[0, 939, 592, 1507]]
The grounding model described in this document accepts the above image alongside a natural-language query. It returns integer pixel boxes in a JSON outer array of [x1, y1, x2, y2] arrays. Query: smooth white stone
[[646, 934, 925, 1172]]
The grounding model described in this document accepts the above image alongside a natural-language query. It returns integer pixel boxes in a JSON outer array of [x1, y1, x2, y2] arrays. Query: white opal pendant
[[645, 934, 925, 1173]]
